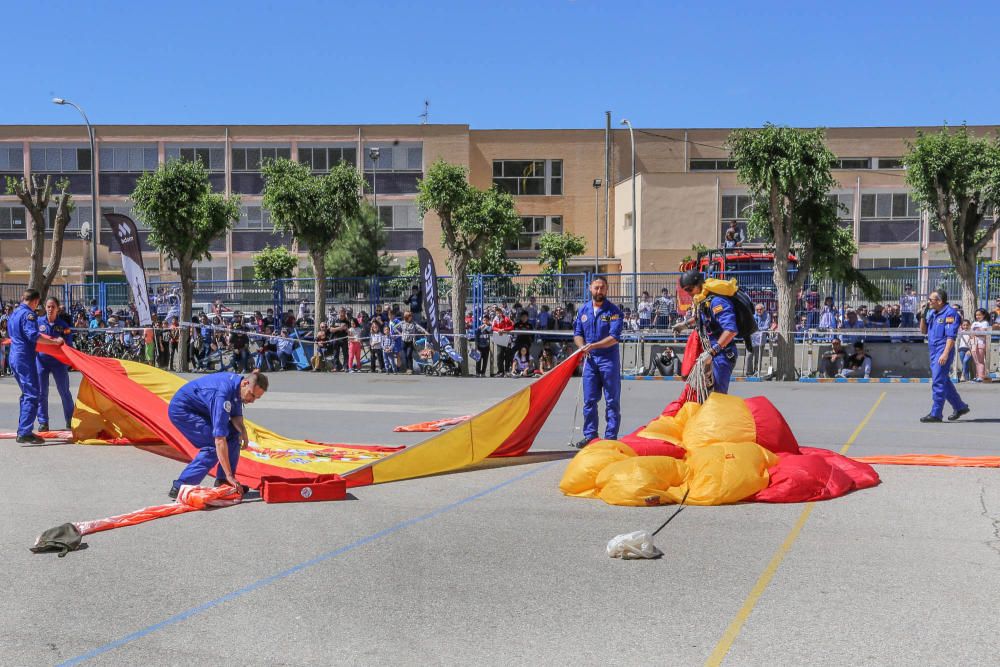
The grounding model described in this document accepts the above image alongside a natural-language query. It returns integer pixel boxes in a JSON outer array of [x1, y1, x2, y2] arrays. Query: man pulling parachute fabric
[[168, 370, 269, 498], [36, 296, 75, 432], [677, 270, 742, 395]]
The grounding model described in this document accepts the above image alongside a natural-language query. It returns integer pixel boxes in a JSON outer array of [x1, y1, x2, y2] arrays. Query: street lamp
[[592, 178, 602, 273], [620, 119, 638, 313], [53, 97, 98, 286], [368, 146, 381, 213]]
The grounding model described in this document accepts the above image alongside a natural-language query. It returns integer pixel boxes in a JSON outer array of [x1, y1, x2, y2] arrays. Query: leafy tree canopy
[[536, 231, 587, 275], [253, 244, 298, 281], [325, 205, 396, 277]]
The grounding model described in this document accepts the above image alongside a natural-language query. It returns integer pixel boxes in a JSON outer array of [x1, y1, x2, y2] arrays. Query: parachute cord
[[686, 329, 714, 404]]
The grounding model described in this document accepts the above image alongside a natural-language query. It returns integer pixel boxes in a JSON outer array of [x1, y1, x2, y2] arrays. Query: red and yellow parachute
[[42, 344, 578, 489]]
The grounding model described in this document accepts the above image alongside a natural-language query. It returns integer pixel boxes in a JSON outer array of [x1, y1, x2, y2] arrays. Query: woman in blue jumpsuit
[[919, 290, 969, 423], [168, 370, 269, 498], [8, 289, 64, 444], [572, 276, 624, 448], [36, 296, 75, 432]]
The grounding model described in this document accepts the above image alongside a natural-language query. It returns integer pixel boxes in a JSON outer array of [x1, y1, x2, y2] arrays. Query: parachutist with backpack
[[675, 270, 758, 394]]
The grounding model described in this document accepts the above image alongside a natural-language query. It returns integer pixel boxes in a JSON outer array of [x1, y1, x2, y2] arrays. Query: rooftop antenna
[[420, 99, 430, 124]]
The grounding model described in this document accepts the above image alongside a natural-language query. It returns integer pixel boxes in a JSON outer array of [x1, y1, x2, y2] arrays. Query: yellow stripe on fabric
[[372, 386, 532, 484], [704, 391, 885, 667]]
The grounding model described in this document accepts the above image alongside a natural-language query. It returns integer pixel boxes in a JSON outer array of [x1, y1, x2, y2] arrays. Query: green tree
[[728, 124, 877, 380], [325, 205, 395, 277], [132, 159, 240, 371], [253, 244, 298, 281], [6, 175, 73, 301], [468, 236, 521, 276], [536, 231, 587, 274], [904, 125, 1000, 315], [261, 158, 364, 341], [417, 160, 522, 374]]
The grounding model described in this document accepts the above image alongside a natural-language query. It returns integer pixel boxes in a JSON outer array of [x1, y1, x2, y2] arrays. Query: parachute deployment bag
[[29, 523, 84, 557]]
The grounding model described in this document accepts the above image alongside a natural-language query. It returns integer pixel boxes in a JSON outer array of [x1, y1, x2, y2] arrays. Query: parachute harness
[[687, 296, 715, 404]]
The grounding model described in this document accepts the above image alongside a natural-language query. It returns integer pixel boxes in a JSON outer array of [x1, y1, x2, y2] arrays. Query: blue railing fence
[[12, 263, 1000, 325]]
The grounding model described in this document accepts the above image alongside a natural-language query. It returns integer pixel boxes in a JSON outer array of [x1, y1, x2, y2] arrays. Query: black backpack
[[704, 288, 759, 352]]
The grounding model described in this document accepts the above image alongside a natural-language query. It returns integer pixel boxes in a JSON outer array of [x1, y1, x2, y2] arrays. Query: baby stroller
[[421, 343, 463, 377]]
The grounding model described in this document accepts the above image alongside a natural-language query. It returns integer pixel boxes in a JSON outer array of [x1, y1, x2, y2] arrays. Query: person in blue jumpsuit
[[8, 289, 65, 444], [168, 369, 269, 498], [919, 289, 970, 423], [36, 296, 75, 432], [678, 270, 739, 394], [572, 275, 623, 448]]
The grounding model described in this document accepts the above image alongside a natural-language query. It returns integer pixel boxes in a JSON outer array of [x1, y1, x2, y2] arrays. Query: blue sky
[[6, 0, 998, 129]]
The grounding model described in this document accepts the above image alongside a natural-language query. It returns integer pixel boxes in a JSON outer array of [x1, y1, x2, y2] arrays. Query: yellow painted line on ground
[[704, 391, 886, 667]]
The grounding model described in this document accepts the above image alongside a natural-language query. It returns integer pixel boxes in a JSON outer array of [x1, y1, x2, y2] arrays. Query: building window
[[379, 203, 422, 230], [826, 193, 855, 232], [49, 204, 92, 232], [509, 215, 563, 251], [192, 263, 228, 282], [166, 145, 226, 171], [833, 158, 871, 170], [30, 144, 92, 172], [99, 145, 158, 172], [298, 145, 357, 172], [624, 212, 632, 229], [363, 142, 423, 195], [492, 159, 563, 196], [690, 159, 736, 171], [0, 205, 27, 231], [0, 144, 23, 171], [235, 205, 274, 230], [876, 157, 905, 169], [859, 192, 920, 243], [857, 257, 918, 269], [231, 146, 291, 171], [720, 194, 758, 244]]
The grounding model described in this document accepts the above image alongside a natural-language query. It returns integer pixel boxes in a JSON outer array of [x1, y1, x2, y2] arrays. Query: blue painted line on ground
[[58, 459, 561, 666]]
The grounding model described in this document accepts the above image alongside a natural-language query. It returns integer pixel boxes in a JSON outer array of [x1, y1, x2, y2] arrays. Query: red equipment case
[[260, 474, 347, 503]]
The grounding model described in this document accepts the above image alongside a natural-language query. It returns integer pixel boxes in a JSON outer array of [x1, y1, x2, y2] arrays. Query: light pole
[[53, 97, 98, 286], [620, 119, 638, 313], [592, 178, 602, 273], [368, 146, 381, 214]]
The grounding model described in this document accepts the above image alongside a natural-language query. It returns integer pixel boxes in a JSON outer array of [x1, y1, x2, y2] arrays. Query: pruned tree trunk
[[955, 258, 978, 317], [311, 249, 326, 342], [179, 260, 194, 372], [10, 175, 68, 301], [451, 254, 469, 376], [769, 187, 809, 381]]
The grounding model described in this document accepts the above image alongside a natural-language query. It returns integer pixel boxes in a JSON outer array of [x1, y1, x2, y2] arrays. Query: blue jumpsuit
[[9, 303, 41, 436], [36, 315, 74, 429], [574, 299, 624, 440], [169, 373, 245, 489], [926, 304, 968, 419], [699, 295, 739, 394]]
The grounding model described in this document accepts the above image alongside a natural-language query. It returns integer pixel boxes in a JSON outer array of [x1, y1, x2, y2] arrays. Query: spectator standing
[[491, 308, 515, 377], [867, 305, 889, 329], [474, 315, 492, 378], [969, 309, 990, 382], [748, 303, 772, 376], [330, 308, 350, 371], [381, 325, 398, 373], [526, 296, 539, 328], [347, 318, 363, 372], [368, 322, 385, 373], [394, 312, 428, 374], [900, 284, 919, 328], [654, 289, 674, 328], [638, 291, 653, 329], [819, 296, 838, 330], [407, 285, 423, 325]]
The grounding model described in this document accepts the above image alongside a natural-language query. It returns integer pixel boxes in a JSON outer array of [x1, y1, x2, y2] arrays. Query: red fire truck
[[676, 247, 798, 313]]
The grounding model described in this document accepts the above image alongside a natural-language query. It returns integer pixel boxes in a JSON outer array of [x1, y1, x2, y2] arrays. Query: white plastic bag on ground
[[606, 530, 662, 559]]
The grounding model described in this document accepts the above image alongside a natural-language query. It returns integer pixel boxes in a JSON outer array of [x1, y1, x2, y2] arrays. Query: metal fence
[[10, 262, 1000, 326]]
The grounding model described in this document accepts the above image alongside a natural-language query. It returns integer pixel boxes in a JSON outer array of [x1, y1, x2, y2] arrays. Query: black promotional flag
[[104, 213, 152, 326], [417, 246, 443, 352]]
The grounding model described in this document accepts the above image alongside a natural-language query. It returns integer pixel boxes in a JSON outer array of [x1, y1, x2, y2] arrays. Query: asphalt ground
[[1, 370, 999, 666]]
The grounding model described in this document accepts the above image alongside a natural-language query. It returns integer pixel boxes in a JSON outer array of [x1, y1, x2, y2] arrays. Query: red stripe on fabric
[[490, 353, 581, 458]]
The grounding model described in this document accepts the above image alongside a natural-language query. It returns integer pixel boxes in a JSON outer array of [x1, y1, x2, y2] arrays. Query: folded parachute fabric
[[393, 415, 473, 432], [560, 391, 879, 506], [41, 343, 582, 490]]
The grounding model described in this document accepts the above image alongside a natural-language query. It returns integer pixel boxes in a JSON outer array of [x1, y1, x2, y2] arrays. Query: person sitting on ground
[[538, 346, 556, 374], [654, 346, 681, 377], [819, 337, 848, 377], [274, 328, 295, 370], [510, 346, 533, 378], [839, 341, 872, 379]]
